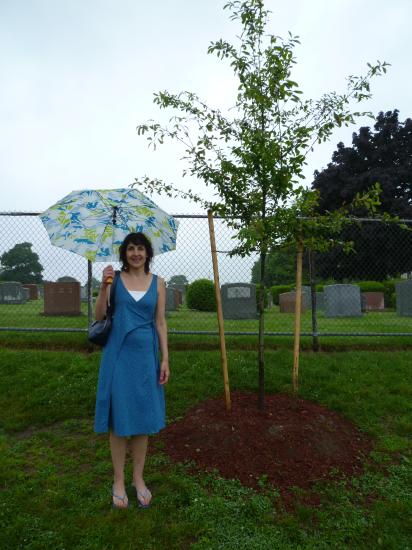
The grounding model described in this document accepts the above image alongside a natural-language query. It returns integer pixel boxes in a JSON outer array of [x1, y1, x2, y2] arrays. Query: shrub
[[316, 280, 335, 291], [382, 279, 403, 307], [256, 284, 269, 308], [356, 281, 385, 293], [269, 285, 292, 305], [187, 279, 216, 312], [382, 278, 405, 308]]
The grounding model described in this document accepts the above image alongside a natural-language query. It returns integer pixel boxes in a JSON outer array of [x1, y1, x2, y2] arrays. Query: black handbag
[[88, 271, 119, 346]]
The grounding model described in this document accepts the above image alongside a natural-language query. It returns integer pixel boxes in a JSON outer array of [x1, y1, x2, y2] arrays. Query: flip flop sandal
[[111, 485, 129, 509], [131, 484, 152, 509]]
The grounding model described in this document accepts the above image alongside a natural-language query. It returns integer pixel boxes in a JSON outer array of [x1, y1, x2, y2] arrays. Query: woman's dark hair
[[119, 233, 154, 273]]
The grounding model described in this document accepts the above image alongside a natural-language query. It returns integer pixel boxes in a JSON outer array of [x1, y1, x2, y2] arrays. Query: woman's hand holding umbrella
[[102, 265, 115, 286]]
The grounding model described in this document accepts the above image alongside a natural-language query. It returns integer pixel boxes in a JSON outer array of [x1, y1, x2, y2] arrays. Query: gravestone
[[221, 283, 257, 319], [396, 280, 412, 316], [166, 287, 182, 311], [170, 283, 186, 304], [44, 282, 81, 315], [362, 292, 384, 312], [279, 291, 308, 313], [316, 292, 325, 311], [267, 292, 273, 309], [301, 286, 312, 309], [81, 285, 88, 303], [23, 284, 39, 300], [324, 284, 362, 318], [22, 287, 30, 302], [0, 282, 26, 304]]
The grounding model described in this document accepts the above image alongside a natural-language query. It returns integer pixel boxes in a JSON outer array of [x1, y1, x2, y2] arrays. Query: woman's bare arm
[[94, 265, 114, 321], [155, 276, 170, 384]]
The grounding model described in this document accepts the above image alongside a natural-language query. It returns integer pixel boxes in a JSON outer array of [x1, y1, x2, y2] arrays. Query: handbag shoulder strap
[[107, 270, 120, 314]]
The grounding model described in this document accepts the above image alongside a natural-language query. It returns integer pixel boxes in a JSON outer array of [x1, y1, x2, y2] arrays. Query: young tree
[[135, 0, 387, 408], [0, 242, 43, 283]]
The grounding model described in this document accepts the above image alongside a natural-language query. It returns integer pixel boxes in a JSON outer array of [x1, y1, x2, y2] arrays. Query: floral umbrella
[[40, 188, 179, 262]]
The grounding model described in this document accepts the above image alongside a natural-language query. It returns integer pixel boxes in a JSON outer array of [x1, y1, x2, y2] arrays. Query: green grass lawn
[[0, 344, 411, 549], [2, 300, 412, 337]]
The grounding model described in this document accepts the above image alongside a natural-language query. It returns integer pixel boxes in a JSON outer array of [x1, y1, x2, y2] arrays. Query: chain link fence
[[1, 212, 412, 342]]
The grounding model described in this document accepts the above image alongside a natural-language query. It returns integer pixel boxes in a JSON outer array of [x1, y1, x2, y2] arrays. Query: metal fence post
[[87, 260, 93, 327]]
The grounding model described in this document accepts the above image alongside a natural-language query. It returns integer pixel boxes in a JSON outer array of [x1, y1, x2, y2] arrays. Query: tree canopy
[[135, 0, 387, 404], [312, 110, 412, 281], [168, 274, 189, 286], [0, 242, 44, 284], [251, 246, 296, 286]]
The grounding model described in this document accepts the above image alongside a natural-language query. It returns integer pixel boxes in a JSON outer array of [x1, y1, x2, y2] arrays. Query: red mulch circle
[[160, 391, 373, 498]]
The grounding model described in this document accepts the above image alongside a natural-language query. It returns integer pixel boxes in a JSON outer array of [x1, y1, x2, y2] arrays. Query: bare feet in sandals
[[112, 482, 129, 509], [132, 479, 152, 508]]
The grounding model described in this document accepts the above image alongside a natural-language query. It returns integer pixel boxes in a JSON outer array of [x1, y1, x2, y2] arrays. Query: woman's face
[[125, 242, 147, 270]]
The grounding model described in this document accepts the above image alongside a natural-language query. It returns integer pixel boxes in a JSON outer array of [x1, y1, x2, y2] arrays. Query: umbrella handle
[[105, 277, 113, 307]]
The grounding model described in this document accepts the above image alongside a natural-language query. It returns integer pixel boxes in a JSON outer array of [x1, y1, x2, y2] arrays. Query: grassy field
[[2, 300, 412, 336], [0, 340, 411, 549]]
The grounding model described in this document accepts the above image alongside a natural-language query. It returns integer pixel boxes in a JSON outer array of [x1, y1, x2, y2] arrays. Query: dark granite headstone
[[221, 283, 257, 319], [324, 284, 362, 318], [316, 292, 325, 311], [21, 287, 30, 302], [396, 280, 412, 316], [166, 287, 182, 311], [0, 282, 26, 304]]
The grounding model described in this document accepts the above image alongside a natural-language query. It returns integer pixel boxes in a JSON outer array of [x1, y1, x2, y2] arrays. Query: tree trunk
[[258, 248, 266, 410]]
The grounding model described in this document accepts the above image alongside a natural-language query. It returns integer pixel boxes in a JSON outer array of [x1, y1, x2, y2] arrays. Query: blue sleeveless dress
[[94, 273, 166, 436]]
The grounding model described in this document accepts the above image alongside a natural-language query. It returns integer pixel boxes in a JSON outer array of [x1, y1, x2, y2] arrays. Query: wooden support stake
[[293, 240, 303, 393], [207, 209, 231, 412]]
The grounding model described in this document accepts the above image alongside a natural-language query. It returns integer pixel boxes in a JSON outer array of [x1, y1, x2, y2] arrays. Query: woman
[[94, 232, 170, 509]]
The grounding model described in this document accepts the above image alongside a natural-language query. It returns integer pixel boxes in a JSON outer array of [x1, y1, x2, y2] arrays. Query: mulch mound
[[160, 391, 373, 497]]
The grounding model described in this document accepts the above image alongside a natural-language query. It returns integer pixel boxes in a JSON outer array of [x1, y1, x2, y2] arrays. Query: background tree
[[313, 110, 412, 281], [251, 245, 296, 286], [0, 242, 43, 283], [168, 274, 189, 286], [135, 0, 387, 407]]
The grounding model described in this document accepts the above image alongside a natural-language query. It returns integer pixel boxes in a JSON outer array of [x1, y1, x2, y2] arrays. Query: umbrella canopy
[[40, 188, 179, 262]]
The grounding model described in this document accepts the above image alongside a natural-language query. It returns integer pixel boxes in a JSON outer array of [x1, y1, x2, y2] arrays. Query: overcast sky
[[1, 0, 410, 215]]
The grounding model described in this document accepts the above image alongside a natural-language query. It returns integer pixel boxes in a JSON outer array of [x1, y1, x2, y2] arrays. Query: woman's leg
[[109, 430, 128, 507], [130, 435, 151, 505]]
